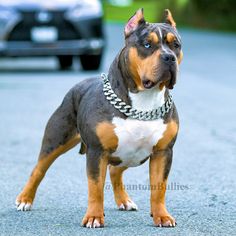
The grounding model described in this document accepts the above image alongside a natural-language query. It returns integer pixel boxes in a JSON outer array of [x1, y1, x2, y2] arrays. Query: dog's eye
[[173, 41, 180, 49], [144, 43, 151, 49]]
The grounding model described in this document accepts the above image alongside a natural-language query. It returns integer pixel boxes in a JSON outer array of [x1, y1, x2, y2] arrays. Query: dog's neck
[[129, 87, 166, 111], [108, 51, 167, 110], [108, 53, 132, 105]]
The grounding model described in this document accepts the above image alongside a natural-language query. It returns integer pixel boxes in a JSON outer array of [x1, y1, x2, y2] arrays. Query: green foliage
[[164, 0, 236, 31], [103, 0, 236, 31], [103, 0, 163, 23]]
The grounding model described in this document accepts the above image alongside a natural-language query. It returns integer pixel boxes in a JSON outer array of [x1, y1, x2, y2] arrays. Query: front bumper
[[0, 38, 104, 57]]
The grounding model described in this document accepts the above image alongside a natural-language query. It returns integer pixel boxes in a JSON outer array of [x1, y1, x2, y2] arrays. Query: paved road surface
[[0, 24, 236, 236]]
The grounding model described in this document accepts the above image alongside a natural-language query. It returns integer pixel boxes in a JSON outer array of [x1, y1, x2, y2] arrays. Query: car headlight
[[66, 0, 103, 20]]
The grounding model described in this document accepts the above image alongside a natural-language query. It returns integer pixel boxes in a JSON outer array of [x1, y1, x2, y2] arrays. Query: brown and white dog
[[16, 9, 183, 228]]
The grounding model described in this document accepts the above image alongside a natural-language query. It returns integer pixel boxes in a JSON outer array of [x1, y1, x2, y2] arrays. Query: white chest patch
[[112, 117, 167, 167], [112, 87, 167, 167]]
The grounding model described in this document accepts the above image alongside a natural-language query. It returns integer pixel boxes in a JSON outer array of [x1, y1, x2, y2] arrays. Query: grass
[[103, 0, 164, 23]]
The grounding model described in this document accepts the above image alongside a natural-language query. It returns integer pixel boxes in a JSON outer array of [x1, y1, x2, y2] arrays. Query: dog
[[16, 8, 183, 228]]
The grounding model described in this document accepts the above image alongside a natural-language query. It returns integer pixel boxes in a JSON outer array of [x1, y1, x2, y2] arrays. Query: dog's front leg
[[149, 149, 176, 227], [82, 150, 108, 228]]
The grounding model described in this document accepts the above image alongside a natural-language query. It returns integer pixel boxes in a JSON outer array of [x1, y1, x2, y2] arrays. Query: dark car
[[0, 0, 105, 70]]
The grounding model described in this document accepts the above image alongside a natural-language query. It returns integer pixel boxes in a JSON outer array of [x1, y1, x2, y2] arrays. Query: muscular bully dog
[[16, 9, 183, 228]]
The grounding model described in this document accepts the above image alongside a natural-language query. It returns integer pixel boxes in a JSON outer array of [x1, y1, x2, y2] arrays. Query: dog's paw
[[15, 194, 33, 211], [152, 214, 176, 227], [118, 199, 138, 211], [81, 216, 104, 228]]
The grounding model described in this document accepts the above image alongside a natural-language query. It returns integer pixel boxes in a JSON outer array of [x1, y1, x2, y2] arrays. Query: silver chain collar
[[101, 73, 173, 121]]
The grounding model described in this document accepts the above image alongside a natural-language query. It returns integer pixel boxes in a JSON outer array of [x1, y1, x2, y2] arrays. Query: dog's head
[[122, 8, 183, 91]]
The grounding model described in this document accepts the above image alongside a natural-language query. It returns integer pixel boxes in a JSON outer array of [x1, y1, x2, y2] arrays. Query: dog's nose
[[161, 53, 176, 64]]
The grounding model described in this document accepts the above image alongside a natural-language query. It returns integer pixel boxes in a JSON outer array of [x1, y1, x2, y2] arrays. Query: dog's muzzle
[[160, 53, 176, 65], [160, 54, 177, 89]]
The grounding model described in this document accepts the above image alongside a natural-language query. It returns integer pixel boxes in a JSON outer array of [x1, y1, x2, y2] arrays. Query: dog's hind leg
[[109, 166, 138, 211], [16, 91, 80, 211]]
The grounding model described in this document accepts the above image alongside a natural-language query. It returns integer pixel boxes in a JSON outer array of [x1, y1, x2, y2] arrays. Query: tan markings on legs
[[16, 135, 81, 210], [96, 122, 118, 152], [109, 166, 129, 205], [154, 120, 178, 152], [82, 155, 108, 228], [149, 154, 176, 227], [109, 165, 138, 210]]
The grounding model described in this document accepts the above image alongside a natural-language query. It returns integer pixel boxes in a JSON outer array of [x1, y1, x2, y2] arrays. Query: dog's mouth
[[142, 80, 156, 89], [142, 69, 176, 90], [163, 70, 176, 89]]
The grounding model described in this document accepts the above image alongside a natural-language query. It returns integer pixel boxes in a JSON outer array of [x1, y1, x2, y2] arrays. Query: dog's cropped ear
[[125, 8, 145, 38], [163, 9, 176, 28]]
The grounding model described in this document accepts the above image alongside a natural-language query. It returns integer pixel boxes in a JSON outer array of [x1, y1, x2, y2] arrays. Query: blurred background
[[0, 0, 236, 235], [0, 0, 235, 71], [105, 0, 236, 31]]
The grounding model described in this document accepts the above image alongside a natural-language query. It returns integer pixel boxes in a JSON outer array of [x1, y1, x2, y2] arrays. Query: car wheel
[[80, 54, 102, 71], [58, 56, 73, 70]]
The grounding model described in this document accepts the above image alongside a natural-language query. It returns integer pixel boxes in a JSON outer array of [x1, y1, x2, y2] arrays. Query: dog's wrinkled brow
[[157, 27, 163, 41], [150, 23, 182, 43]]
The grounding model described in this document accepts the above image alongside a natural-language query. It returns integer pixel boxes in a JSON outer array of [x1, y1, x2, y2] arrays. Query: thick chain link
[[101, 73, 173, 121]]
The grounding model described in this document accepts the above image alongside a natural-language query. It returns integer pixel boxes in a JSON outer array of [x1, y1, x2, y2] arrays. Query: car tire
[[80, 54, 102, 71], [58, 56, 73, 70]]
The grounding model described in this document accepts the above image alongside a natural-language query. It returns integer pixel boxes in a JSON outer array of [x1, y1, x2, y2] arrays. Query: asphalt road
[[0, 24, 236, 236]]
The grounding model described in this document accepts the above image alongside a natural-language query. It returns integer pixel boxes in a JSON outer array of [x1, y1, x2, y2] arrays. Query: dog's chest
[[112, 117, 167, 167]]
